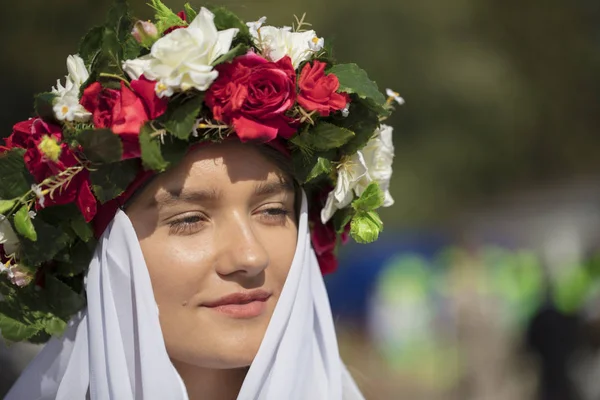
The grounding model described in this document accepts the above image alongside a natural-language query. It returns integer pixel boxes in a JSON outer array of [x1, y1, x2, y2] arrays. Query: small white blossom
[[31, 184, 46, 209], [123, 7, 239, 97], [321, 152, 369, 224], [321, 124, 395, 223], [385, 88, 405, 105], [308, 36, 324, 52], [52, 55, 92, 122], [0, 214, 19, 256], [246, 16, 267, 37], [341, 103, 350, 118], [251, 25, 322, 68]]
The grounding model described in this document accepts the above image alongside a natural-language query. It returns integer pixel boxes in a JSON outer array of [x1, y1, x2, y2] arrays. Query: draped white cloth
[[6, 193, 365, 400]]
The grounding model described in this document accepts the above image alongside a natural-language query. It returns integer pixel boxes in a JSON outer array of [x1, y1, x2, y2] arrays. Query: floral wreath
[[0, 0, 403, 343]]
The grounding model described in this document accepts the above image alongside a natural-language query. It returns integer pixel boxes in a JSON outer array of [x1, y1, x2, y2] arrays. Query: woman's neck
[[172, 360, 248, 400]]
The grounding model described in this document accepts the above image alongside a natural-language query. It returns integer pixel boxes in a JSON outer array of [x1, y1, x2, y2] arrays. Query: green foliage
[[45, 275, 85, 319], [70, 214, 94, 242], [333, 207, 355, 233], [212, 43, 249, 66], [90, 159, 139, 203], [183, 3, 198, 21], [350, 210, 383, 244], [78, 26, 104, 67], [0, 302, 39, 342], [306, 157, 333, 183], [19, 217, 71, 267], [292, 122, 354, 151], [78, 129, 123, 163], [0, 149, 33, 199], [327, 63, 386, 105], [333, 99, 379, 155], [150, 0, 186, 33], [14, 206, 37, 241], [139, 123, 168, 171], [0, 199, 16, 215], [352, 182, 385, 212], [161, 95, 205, 140], [34, 92, 58, 121], [209, 6, 250, 36]]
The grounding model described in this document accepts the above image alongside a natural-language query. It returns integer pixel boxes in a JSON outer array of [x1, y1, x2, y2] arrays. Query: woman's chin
[[171, 337, 262, 370]]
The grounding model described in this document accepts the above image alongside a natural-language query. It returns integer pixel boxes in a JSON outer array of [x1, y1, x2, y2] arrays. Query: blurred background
[[1, 0, 600, 399]]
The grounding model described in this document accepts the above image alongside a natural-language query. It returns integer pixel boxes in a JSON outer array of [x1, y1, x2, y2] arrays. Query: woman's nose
[[214, 211, 269, 277]]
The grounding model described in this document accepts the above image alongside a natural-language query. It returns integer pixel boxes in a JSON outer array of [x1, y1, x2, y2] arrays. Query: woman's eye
[[168, 215, 205, 235], [258, 207, 290, 225]]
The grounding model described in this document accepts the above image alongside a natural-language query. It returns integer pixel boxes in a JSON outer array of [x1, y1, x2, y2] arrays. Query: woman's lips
[[201, 290, 271, 319]]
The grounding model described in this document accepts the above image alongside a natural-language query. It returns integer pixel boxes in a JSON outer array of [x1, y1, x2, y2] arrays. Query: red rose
[[80, 76, 167, 159], [206, 53, 297, 142], [311, 218, 339, 275], [5, 119, 62, 150], [24, 137, 97, 222], [297, 61, 349, 117]]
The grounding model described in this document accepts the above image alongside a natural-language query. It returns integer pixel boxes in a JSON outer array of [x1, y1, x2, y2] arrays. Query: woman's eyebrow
[[152, 188, 221, 209], [253, 180, 295, 197]]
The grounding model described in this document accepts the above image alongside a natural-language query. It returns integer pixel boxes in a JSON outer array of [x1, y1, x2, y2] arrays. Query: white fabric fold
[[6, 192, 364, 400]]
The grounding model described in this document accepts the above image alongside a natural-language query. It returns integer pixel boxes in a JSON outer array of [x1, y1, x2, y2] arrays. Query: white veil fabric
[[6, 193, 365, 400]]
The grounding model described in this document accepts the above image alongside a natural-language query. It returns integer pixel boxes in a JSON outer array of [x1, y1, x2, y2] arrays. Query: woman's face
[[126, 141, 298, 369]]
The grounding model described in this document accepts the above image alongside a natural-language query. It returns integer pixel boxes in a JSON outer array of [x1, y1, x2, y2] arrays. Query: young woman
[[0, 2, 401, 399]]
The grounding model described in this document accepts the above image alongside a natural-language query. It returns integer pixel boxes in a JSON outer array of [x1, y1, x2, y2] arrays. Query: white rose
[[253, 26, 322, 68], [0, 214, 19, 255], [360, 124, 395, 207], [320, 124, 395, 223], [52, 54, 92, 122], [123, 7, 238, 97]]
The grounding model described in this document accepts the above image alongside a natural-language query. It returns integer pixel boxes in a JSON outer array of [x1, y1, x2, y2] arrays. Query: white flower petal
[[123, 56, 153, 80]]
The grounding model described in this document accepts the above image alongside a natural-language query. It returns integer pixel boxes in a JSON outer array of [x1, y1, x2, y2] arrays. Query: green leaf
[[327, 63, 386, 105], [0, 199, 16, 215], [150, 0, 186, 33], [44, 316, 67, 337], [78, 26, 104, 67], [105, 0, 132, 44], [123, 35, 144, 60], [292, 122, 354, 151], [212, 43, 249, 66], [70, 215, 93, 243], [78, 129, 123, 164], [350, 210, 383, 244], [14, 206, 37, 241], [162, 95, 204, 140], [352, 182, 385, 212], [139, 124, 169, 172], [184, 3, 198, 21], [306, 157, 333, 183], [209, 6, 249, 36], [291, 149, 336, 184], [162, 137, 192, 166], [34, 92, 58, 121], [0, 149, 33, 199], [334, 99, 379, 155], [332, 207, 355, 234], [90, 159, 139, 203], [19, 217, 71, 267], [0, 309, 39, 342], [55, 240, 94, 277], [45, 275, 85, 318]]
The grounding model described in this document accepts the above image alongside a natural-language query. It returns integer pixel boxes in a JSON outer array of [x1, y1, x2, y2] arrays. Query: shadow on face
[[125, 141, 298, 369]]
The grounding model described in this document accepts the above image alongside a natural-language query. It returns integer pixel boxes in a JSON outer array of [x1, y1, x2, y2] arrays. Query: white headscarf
[[6, 193, 364, 400]]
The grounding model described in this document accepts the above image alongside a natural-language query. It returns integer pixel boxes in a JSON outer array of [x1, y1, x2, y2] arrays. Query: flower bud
[[132, 20, 159, 47]]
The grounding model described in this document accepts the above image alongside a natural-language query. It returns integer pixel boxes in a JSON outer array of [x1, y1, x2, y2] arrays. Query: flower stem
[[99, 73, 132, 89]]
